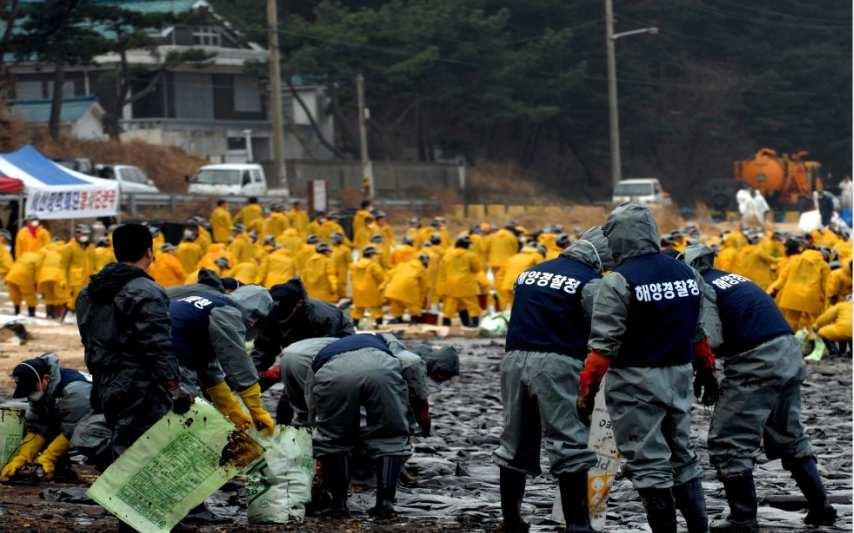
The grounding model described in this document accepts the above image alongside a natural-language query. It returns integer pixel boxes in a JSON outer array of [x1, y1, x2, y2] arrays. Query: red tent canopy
[[0, 175, 23, 193]]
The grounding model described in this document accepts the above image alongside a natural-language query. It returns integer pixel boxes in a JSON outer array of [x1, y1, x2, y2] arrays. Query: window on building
[[234, 77, 262, 113], [192, 26, 221, 46], [16, 81, 44, 100]]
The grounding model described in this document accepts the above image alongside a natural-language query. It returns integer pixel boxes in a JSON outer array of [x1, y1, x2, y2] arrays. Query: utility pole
[[604, 0, 658, 191], [267, 0, 289, 196], [356, 73, 374, 199], [605, 0, 621, 189]]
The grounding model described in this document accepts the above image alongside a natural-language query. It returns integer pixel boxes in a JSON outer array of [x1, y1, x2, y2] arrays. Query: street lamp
[[605, 0, 658, 189]]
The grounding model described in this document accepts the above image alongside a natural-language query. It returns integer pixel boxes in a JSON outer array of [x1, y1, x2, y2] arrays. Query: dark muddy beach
[[1, 338, 851, 532]]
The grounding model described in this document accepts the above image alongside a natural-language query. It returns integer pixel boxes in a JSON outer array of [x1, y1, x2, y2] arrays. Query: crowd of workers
[[0, 196, 850, 532]]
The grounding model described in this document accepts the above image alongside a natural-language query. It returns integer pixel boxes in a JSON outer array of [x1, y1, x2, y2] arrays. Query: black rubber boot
[[320, 453, 350, 517], [369, 455, 403, 519], [442, 317, 452, 326], [558, 471, 596, 533], [638, 488, 677, 533], [13, 304, 20, 316], [711, 471, 759, 532], [470, 316, 480, 327], [785, 456, 837, 526], [45, 304, 54, 318], [673, 477, 709, 533], [499, 467, 529, 532], [459, 310, 471, 327], [27, 306, 35, 317]]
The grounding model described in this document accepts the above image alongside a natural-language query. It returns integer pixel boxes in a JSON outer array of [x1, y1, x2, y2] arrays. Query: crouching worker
[[684, 245, 837, 531], [1, 353, 91, 482], [307, 334, 413, 518], [168, 270, 275, 435], [493, 227, 612, 533]]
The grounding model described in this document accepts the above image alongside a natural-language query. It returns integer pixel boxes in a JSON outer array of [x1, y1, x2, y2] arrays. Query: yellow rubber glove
[[1, 432, 47, 479], [238, 383, 276, 436], [34, 433, 70, 480], [205, 382, 253, 430]]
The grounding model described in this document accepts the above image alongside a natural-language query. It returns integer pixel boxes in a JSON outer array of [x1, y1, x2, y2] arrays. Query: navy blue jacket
[[615, 253, 701, 367], [170, 292, 236, 369], [505, 256, 599, 359], [703, 269, 792, 357], [312, 333, 393, 372]]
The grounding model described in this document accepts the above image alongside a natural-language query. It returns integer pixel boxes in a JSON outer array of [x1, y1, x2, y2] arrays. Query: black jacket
[[76, 263, 179, 418], [252, 297, 355, 372]]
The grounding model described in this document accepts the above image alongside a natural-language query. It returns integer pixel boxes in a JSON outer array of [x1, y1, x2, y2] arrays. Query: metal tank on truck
[[706, 148, 822, 211]]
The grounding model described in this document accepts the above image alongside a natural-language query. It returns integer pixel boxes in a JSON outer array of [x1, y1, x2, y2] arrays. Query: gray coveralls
[[589, 205, 711, 490], [25, 353, 93, 443], [279, 337, 337, 427], [493, 229, 612, 477], [307, 341, 412, 459]]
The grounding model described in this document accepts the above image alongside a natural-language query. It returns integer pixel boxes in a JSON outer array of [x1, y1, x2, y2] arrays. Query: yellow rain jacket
[[36, 244, 70, 303], [385, 258, 429, 308], [351, 257, 386, 308], [228, 234, 255, 265], [814, 302, 852, 342], [263, 212, 290, 238], [732, 244, 779, 290], [0, 238, 14, 277], [331, 243, 352, 298], [303, 252, 338, 303], [198, 244, 235, 272], [288, 208, 309, 235], [7, 251, 44, 292], [64, 240, 91, 291], [826, 259, 852, 305], [487, 229, 519, 269], [234, 203, 264, 230], [769, 250, 830, 315], [275, 228, 303, 256], [353, 209, 372, 239], [391, 243, 416, 266], [210, 206, 233, 243], [228, 261, 259, 286], [91, 246, 115, 274], [260, 249, 297, 288], [150, 253, 187, 288], [437, 247, 482, 298], [196, 225, 212, 252], [176, 241, 204, 274], [499, 248, 543, 292], [15, 226, 51, 255]]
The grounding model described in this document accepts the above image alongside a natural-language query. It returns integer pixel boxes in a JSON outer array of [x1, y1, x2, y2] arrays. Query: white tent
[[0, 145, 119, 219]]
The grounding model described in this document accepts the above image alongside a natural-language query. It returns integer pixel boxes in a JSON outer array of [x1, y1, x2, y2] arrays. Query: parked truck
[[707, 148, 822, 211]]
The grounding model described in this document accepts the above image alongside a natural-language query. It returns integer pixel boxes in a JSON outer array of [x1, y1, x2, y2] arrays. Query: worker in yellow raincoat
[[176, 229, 204, 274], [350, 246, 387, 324], [228, 224, 255, 264], [91, 237, 115, 275], [330, 233, 352, 299], [468, 226, 489, 266], [0, 229, 15, 278], [64, 225, 92, 311], [405, 218, 423, 248], [385, 254, 430, 323], [263, 204, 290, 239], [354, 215, 375, 250], [185, 257, 231, 285], [302, 243, 338, 303], [36, 241, 70, 319], [287, 200, 310, 236], [497, 242, 544, 309], [813, 299, 852, 342], [487, 224, 521, 310], [732, 237, 779, 290], [15, 216, 51, 256], [437, 236, 483, 327], [353, 200, 373, 241], [188, 216, 212, 252], [150, 226, 165, 257], [826, 259, 852, 306], [421, 241, 442, 306], [259, 246, 296, 288], [275, 227, 303, 256], [228, 260, 260, 286], [198, 243, 236, 272], [210, 199, 233, 243], [233, 197, 264, 233], [714, 234, 741, 272], [296, 235, 320, 274], [369, 233, 392, 269], [759, 231, 785, 258], [374, 211, 395, 245], [546, 234, 570, 260], [6, 250, 44, 316], [149, 244, 187, 288], [391, 236, 417, 267], [768, 246, 831, 330]]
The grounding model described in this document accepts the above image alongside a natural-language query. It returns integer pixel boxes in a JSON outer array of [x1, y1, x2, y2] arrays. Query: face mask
[[78, 236, 90, 244], [29, 221, 39, 228]]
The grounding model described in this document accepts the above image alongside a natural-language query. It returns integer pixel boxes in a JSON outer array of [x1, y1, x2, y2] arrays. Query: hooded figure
[[684, 245, 836, 530], [0, 353, 92, 481], [167, 271, 275, 434], [493, 227, 612, 532], [576, 204, 716, 533]]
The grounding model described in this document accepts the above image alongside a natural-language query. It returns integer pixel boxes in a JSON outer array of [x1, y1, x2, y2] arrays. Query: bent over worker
[[494, 227, 612, 533], [577, 204, 717, 533], [168, 270, 275, 435], [1, 353, 92, 482], [685, 245, 837, 531]]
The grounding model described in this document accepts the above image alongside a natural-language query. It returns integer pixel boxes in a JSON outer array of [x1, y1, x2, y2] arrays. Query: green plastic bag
[[0, 406, 26, 468], [87, 399, 263, 533], [247, 425, 315, 524], [479, 311, 511, 337]]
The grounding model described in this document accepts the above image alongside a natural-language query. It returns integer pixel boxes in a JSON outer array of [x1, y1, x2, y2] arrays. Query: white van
[[188, 164, 267, 196], [612, 178, 671, 205], [96, 164, 160, 193]]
